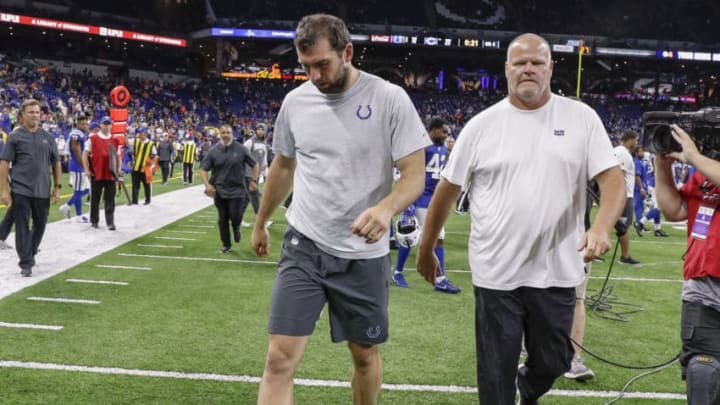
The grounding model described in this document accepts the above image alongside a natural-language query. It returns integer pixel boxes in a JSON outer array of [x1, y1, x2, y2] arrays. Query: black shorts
[[267, 226, 390, 345]]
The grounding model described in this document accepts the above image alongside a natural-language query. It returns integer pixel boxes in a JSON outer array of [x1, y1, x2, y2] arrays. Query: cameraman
[[654, 124, 720, 405]]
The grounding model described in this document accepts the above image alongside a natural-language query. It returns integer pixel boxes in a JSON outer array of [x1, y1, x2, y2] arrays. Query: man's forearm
[[254, 158, 294, 224], [199, 170, 210, 187], [53, 161, 62, 187], [592, 166, 626, 234], [0, 161, 9, 192], [689, 154, 720, 187], [419, 179, 461, 248], [380, 149, 426, 215]]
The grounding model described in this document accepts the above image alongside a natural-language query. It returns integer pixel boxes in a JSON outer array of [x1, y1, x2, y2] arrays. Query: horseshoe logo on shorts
[[366, 325, 381, 339], [356, 105, 372, 120]]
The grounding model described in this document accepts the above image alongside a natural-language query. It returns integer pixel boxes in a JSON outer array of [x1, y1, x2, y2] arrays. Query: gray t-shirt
[[0, 126, 58, 199], [682, 277, 720, 313], [157, 140, 174, 162], [200, 141, 256, 199], [273, 71, 430, 259]]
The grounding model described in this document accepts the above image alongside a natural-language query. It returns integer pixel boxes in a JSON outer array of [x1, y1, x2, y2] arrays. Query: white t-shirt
[[442, 95, 618, 290], [613, 145, 634, 198], [273, 71, 430, 259]]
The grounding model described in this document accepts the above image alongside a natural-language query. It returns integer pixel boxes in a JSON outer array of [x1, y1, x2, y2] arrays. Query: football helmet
[[395, 214, 421, 248]]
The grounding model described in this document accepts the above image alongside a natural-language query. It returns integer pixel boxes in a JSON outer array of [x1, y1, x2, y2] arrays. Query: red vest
[[89, 133, 118, 181], [681, 172, 720, 279]]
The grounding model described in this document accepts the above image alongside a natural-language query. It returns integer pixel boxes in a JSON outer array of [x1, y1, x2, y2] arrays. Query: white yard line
[[27, 297, 100, 305], [66, 279, 128, 286], [153, 237, 197, 241], [137, 244, 184, 249], [0, 360, 686, 400], [0, 322, 63, 331], [178, 224, 215, 229], [96, 265, 151, 271], [117, 253, 277, 265], [166, 230, 206, 234]]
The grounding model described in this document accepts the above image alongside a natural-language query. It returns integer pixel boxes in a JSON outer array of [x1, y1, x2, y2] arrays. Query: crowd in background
[[0, 56, 714, 158]]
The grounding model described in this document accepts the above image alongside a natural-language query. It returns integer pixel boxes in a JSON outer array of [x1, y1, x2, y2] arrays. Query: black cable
[[570, 336, 680, 370], [602, 359, 680, 405]]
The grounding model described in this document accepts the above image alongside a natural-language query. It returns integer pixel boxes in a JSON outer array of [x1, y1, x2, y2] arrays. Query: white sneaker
[[264, 220, 273, 228], [0, 239, 12, 249], [241, 221, 251, 228], [59, 204, 72, 220], [75, 216, 89, 223], [564, 357, 595, 381]]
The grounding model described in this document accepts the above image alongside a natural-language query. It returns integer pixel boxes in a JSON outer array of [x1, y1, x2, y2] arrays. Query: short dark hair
[[620, 130, 638, 142], [294, 14, 351, 54], [428, 117, 446, 130]]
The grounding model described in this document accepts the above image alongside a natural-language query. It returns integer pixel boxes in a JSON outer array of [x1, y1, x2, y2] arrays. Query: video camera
[[641, 107, 720, 157]]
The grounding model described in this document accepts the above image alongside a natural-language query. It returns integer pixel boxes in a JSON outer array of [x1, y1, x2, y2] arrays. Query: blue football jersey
[[643, 154, 655, 187], [67, 128, 87, 172], [633, 156, 647, 192], [415, 144, 448, 208]]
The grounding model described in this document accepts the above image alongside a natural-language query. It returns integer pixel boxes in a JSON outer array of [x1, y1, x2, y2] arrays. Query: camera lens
[[652, 124, 682, 153]]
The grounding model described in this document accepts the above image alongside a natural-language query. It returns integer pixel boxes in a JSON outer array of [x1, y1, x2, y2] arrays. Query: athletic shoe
[[233, 227, 241, 243], [59, 204, 71, 220], [0, 239, 12, 249], [592, 256, 605, 263], [265, 220, 273, 228], [75, 216, 89, 223], [564, 357, 595, 381], [20, 267, 32, 277], [654, 229, 670, 237], [434, 278, 461, 294], [392, 271, 409, 288], [108, 225, 117, 231], [220, 246, 232, 254], [241, 221, 251, 228], [618, 256, 641, 265], [632, 221, 644, 237], [91, 223, 99, 229]]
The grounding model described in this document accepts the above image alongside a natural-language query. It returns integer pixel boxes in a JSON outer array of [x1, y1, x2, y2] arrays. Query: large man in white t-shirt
[[416, 33, 626, 405], [251, 14, 428, 405]]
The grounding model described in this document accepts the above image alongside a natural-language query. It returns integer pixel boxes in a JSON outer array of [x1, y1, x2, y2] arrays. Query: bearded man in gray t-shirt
[[251, 13, 430, 405]]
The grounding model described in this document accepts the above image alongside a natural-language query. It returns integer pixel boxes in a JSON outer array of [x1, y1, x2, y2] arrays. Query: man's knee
[[265, 341, 302, 376], [348, 343, 379, 370], [686, 354, 720, 404]]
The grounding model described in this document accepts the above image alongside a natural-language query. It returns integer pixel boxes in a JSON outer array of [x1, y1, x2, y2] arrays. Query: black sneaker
[[619, 256, 641, 265], [221, 246, 232, 254], [91, 223, 99, 229], [20, 267, 32, 277], [654, 229, 669, 237], [233, 227, 241, 243], [632, 221, 644, 237], [108, 225, 117, 231]]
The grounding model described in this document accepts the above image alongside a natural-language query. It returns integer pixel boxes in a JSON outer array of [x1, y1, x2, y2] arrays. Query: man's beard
[[316, 66, 349, 94]]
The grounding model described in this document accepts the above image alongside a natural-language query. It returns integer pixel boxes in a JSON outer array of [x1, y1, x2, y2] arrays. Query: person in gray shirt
[[156, 132, 175, 185], [0, 99, 62, 277], [200, 124, 257, 253], [251, 14, 429, 405]]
